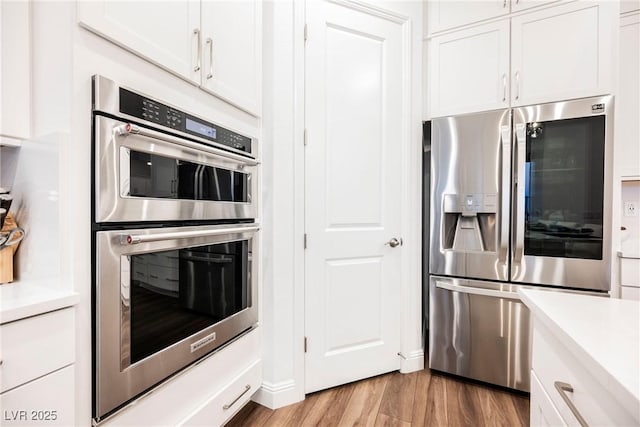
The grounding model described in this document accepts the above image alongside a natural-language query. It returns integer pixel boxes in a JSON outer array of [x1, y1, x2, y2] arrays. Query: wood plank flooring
[[226, 368, 529, 426]]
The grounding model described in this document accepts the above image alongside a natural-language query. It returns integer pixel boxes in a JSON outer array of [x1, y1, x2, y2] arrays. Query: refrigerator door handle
[[435, 280, 520, 300], [499, 124, 511, 264], [514, 123, 527, 264]]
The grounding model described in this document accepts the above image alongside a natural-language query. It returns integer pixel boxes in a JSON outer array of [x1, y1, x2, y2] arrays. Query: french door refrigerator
[[429, 96, 613, 391]]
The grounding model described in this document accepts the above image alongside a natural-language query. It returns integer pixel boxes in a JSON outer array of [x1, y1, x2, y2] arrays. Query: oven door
[[94, 223, 259, 419], [94, 115, 258, 223]]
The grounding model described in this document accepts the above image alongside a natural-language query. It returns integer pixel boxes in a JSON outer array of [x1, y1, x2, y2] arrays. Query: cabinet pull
[[206, 38, 214, 80], [554, 381, 589, 427], [503, 0, 507, 8], [502, 74, 507, 102], [223, 384, 251, 410], [514, 71, 520, 101], [193, 28, 201, 72]]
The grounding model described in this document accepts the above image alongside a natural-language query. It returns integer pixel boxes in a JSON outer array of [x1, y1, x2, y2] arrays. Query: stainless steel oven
[[94, 223, 258, 419], [93, 75, 258, 223], [91, 76, 260, 421]]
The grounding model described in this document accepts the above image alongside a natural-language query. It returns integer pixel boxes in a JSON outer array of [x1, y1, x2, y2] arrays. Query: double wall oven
[[91, 76, 259, 421]]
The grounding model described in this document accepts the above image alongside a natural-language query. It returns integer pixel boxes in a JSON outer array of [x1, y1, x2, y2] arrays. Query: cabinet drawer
[[0, 308, 75, 392], [532, 324, 637, 426], [0, 365, 75, 426], [178, 360, 261, 426], [530, 369, 566, 427], [620, 257, 640, 287]]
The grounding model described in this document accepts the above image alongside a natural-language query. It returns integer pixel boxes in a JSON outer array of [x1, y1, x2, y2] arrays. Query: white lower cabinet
[[530, 322, 638, 426], [0, 307, 76, 426], [0, 366, 75, 427], [101, 329, 261, 427]]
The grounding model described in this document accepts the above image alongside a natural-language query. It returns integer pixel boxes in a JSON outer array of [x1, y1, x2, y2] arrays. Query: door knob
[[385, 237, 402, 248]]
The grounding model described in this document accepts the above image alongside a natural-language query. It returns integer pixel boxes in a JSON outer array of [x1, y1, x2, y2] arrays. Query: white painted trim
[[252, 379, 298, 410], [400, 350, 425, 374], [326, 0, 409, 23]]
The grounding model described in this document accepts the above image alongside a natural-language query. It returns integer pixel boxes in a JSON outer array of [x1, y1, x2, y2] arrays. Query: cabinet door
[[0, 0, 30, 143], [200, 0, 262, 116], [0, 366, 75, 426], [77, 1, 200, 84], [511, 1, 614, 107], [427, 0, 509, 34], [530, 370, 567, 427], [428, 19, 509, 117], [617, 13, 640, 178]]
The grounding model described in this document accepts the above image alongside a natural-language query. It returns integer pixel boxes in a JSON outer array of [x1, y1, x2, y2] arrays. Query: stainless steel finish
[[429, 276, 532, 392], [502, 74, 507, 102], [93, 75, 257, 159], [513, 122, 526, 264], [206, 38, 213, 80], [385, 237, 402, 248], [223, 385, 251, 410], [124, 225, 260, 245], [430, 109, 510, 282], [96, 223, 259, 418], [554, 381, 589, 427], [511, 96, 613, 290], [95, 116, 258, 223], [193, 28, 201, 72], [190, 332, 217, 353], [514, 71, 520, 100]]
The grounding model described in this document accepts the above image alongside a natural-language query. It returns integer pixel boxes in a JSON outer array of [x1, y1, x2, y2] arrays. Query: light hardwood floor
[[227, 368, 530, 426]]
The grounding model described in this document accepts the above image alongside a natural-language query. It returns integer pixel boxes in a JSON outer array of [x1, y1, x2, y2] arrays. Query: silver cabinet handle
[[502, 73, 507, 102], [193, 28, 201, 72], [503, 0, 507, 8], [223, 384, 251, 410], [124, 225, 260, 245], [554, 381, 589, 427], [206, 38, 213, 80], [385, 237, 402, 248], [514, 71, 520, 101]]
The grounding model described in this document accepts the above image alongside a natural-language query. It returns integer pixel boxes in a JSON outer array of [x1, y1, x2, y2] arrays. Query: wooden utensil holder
[[1, 213, 21, 284]]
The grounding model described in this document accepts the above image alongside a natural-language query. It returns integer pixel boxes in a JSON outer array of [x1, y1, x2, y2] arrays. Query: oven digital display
[[186, 117, 217, 139]]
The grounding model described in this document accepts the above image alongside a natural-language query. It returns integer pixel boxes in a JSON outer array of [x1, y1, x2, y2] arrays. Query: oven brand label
[[190, 332, 217, 353], [591, 103, 605, 113]]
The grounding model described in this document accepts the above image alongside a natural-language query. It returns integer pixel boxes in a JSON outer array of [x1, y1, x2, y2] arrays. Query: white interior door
[[304, 0, 405, 393]]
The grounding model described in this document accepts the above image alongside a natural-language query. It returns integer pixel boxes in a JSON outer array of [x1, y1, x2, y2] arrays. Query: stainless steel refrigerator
[[428, 96, 613, 391]]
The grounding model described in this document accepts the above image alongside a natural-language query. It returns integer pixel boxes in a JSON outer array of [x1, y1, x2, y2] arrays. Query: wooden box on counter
[[1, 213, 22, 284]]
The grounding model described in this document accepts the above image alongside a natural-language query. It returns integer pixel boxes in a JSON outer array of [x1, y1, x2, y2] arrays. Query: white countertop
[[0, 280, 79, 324], [519, 288, 640, 414]]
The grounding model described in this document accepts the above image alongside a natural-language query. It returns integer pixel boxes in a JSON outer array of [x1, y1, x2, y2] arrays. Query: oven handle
[[124, 225, 260, 245], [115, 123, 259, 167]]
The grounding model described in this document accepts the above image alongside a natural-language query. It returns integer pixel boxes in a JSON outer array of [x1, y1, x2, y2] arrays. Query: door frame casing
[[255, 0, 424, 409]]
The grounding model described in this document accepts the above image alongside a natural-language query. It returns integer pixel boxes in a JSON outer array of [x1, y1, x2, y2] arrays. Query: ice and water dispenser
[[442, 193, 497, 253]]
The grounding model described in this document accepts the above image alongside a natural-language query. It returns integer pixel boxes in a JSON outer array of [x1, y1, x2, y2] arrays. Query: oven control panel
[[118, 88, 251, 154]]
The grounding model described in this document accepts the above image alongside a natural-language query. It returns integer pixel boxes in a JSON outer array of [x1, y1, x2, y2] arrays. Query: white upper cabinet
[[77, 1, 200, 84], [617, 12, 640, 178], [77, 0, 262, 116], [511, 0, 560, 13], [427, 0, 509, 34], [428, 20, 509, 117], [1, 0, 31, 144], [426, 0, 615, 117], [510, 1, 614, 107], [200, 1, 261, 116]]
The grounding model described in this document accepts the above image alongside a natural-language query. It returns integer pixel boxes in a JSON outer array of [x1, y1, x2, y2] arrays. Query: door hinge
[[304, 128, 308, 146], [304, 24, 308, 42], [304, 233, 308, 249], [304, 337, 308, 353]]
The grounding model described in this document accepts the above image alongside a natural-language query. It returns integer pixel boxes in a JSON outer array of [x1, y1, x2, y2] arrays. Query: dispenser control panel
[[444, 193, 497, 214]]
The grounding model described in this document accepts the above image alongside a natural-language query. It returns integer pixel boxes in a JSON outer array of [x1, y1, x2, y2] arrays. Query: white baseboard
[[399, 349, 424, 373], [252, 379, 302, 409]]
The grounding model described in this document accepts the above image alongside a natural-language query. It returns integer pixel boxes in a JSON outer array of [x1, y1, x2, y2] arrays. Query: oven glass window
[[524, 116, 605, 260], [129, 150, 249, 202], [129, 240, 250, 364]]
